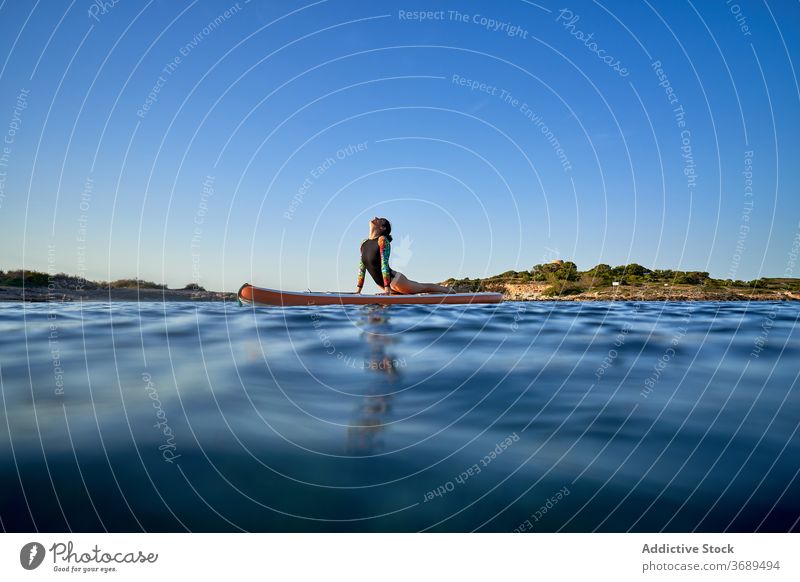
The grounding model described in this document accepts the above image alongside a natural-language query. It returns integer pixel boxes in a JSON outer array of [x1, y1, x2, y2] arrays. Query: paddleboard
[[237, 284, 503, 306]]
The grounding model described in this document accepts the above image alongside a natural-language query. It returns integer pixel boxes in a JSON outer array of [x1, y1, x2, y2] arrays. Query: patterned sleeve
[[357, 239, 367, 288], [378, 236, 391, 287]]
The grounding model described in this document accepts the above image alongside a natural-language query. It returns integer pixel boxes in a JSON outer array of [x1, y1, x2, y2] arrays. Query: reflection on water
[[347, 308, 399, 455], [0, 301, 798, 532]]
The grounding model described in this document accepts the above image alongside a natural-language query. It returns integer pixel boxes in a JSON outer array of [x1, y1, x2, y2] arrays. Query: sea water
[[0, 301, 798, 532]]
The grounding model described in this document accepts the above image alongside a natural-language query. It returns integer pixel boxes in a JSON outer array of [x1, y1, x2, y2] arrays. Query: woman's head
[[370, 216, 392, 242]]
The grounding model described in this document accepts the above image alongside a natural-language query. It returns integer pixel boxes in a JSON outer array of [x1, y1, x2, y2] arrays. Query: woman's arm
[[356, 239, 367, 293], [378, 236, 391, 293]]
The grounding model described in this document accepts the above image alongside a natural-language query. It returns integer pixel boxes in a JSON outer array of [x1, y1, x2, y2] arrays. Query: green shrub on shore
[[542, 281, 585, 297], [108, 279, 166, 289], [531, 261, 579, 282], [746, 278, 800, 291], [583, 264, 612, 286], [0, 270, 51, 287]]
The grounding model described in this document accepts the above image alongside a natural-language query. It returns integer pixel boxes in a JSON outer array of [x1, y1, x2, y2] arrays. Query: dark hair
[[380, 217, 393, 242]]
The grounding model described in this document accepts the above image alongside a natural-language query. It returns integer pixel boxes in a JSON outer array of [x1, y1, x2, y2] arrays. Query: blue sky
[[0, 0, 798, 292]]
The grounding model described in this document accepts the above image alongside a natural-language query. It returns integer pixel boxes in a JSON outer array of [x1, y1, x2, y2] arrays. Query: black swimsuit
[[357, 237, 395, 288]]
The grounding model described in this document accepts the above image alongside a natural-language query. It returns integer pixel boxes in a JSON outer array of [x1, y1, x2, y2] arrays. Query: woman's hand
[[383, 286, 392, 295], [355, 287, 362, 294]]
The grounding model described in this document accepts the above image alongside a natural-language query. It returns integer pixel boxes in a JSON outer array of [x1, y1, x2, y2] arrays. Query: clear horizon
[[1, 1, 798, 292]]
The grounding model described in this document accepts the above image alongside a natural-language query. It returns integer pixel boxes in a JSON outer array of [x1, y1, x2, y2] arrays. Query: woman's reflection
[[346, 307, 403, 454]]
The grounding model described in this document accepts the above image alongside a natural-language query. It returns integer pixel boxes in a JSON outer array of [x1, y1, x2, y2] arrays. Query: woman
[[355, 217, 453, 295]]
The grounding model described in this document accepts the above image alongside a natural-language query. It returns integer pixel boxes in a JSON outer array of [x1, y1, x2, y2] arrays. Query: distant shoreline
[[0, 285, 237, 303], [442, 261, 800, 303], [1, 264, 799, 303], [1, 283, 798, 303], [482, 282, 799, 302], [0, 270, 238, 303]]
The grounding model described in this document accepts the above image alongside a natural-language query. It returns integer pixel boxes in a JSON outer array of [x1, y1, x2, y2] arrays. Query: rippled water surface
[[1, 301, 798, 532]]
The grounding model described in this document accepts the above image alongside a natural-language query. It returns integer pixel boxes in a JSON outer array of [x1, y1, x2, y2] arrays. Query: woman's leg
[[389, 272, 452, 294]]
